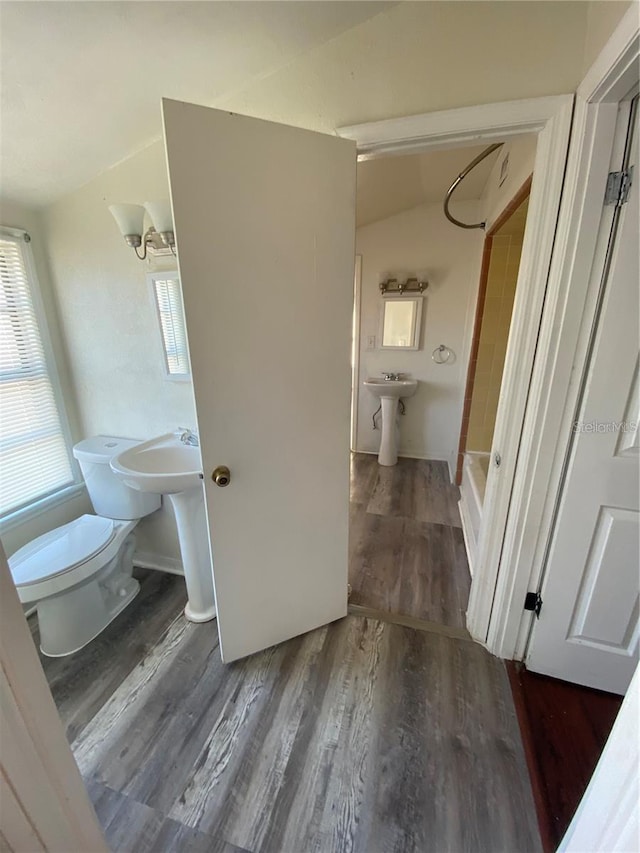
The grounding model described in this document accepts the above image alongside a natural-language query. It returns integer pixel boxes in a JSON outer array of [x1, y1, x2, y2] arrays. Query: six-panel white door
[[526, 111, 639, 694], [162, 99, 356, 662]]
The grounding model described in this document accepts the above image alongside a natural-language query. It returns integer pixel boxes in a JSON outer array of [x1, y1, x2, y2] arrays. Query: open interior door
[[162, 99, 356, 662], [526, 101, 639, 694]]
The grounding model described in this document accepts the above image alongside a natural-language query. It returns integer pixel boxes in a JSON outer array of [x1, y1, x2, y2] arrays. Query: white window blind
[[0, 229, 74, 518], [149, 274, 190, 378]]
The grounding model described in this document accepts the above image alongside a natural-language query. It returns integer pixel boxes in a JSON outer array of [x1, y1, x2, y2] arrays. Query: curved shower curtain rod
[[443, 143, 504, 230]]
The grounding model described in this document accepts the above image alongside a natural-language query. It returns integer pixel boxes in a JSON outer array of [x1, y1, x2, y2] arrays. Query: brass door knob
[[212, 465, 231, 487]]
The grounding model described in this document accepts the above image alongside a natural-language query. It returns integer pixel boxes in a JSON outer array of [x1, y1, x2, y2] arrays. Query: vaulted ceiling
[[0, 1, 394, 206], [356, 145, 500, 227]]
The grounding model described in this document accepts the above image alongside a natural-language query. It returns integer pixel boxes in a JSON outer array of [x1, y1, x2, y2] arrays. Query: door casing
[[0, 547, 107, 851], [351, 254, 363, 452], [523, 93, 638, 692], [341, 94, 574, 654], [495, 10, 640, 661]]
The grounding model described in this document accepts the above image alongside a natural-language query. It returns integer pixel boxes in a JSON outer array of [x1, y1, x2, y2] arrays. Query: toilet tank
[[73, 436, 161, 520]]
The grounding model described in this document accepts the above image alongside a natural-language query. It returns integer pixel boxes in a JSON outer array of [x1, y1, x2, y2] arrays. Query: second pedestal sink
[[110, 432, 216, 623], [364, 377, 418, 466]]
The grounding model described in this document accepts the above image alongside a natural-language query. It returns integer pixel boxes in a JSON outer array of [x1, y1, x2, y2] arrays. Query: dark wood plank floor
[[508, 663, 622, 853], [33, 569, 541, 853], [349, 453, 471, 630], [30, 568, 187, 743]]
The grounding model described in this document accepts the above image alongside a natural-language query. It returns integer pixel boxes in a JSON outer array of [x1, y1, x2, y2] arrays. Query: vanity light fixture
[[108, 200, 176, 260], [379, 277, 428, 295]]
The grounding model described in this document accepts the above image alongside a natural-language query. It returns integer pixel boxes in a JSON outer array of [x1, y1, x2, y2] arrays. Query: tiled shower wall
[[466, 199, 528, 452]]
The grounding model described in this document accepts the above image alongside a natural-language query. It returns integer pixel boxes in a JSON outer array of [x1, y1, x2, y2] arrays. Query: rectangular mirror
[[380, 297, 423, 350]]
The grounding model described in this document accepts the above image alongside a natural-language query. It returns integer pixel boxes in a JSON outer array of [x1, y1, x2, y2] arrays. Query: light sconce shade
[[144, 200, 176, 251], [109, 200, 176, 260], [144, 200, 173, 235], [109, 203, 145, 239]]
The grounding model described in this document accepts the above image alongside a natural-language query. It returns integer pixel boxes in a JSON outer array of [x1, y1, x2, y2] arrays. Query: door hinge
[[524, 591, 543, 618], [604, 166, 634, 207]]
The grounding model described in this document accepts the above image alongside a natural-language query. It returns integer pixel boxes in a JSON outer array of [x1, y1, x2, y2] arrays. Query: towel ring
[[432, 344, 453, 364]]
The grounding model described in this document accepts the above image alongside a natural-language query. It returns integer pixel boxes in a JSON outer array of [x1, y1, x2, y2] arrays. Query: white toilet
[[9, 436, 161, 657]]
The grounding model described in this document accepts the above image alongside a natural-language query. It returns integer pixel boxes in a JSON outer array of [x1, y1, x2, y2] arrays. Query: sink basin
[[363, 377, 418, 399], [364, 377, 418, 466], [110, 432, 203, 494], [111, 432, 215, 624]]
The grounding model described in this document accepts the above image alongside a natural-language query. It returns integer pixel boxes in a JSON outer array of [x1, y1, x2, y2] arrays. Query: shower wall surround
[[466, 197, 529, 452]]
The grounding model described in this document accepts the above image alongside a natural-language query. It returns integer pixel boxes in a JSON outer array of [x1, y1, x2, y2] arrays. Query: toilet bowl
[[8, 436, 161, 657]]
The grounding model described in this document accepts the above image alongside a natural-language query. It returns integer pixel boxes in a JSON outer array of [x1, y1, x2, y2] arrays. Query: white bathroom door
[[162, 99, 356, 663], [526, 108, 639, 694]]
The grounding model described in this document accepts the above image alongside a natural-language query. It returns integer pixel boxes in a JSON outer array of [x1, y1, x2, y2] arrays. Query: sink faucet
[[177, 427, 199, 446], [382, 372, 401, 381]]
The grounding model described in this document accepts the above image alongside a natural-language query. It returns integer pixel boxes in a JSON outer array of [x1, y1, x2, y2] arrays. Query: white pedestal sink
[[364, 377, 418, 466], [110, 433, 216, 623]]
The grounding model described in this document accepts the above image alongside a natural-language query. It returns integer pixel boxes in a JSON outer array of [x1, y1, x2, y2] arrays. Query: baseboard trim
[[353, 449, 451, 463], [447, 458, 455, 484], [458, 496, 476, 578], [134, 551, 185, 577], [397, 451, 450, 463]]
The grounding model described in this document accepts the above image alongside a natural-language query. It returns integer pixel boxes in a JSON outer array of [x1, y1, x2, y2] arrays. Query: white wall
[[355, 201, 484, 470], [42, 145, 196, 439], [0, 199, 93, 556], [216, 2, 588, 131], [41, 145, 197, 562], [582, 1, 634, 73], [483, 135, 537, 229]]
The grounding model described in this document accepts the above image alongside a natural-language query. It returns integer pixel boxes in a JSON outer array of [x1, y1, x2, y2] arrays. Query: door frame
[[351, 254, 363, 452], [340, 93, 574, 652], [0, 547, 107, 851], [488, 7, 639, 661], [523, 91, 638, 692], [340, 5, 639, 659]]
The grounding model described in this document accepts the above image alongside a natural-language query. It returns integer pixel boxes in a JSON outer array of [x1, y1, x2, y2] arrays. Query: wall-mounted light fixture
[[108, 200, 176, 260], [379, 277, 428, 295]]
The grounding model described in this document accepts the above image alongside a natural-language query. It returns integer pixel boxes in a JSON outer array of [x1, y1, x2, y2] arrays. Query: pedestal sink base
[[110, 432, 217, 623], [184, 602, 217, 623], [166, 488, 217, 624], [378, 397, 399, 466], [364, 377, 418, 467]]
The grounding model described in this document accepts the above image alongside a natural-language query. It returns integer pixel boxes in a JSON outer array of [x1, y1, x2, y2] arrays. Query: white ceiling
[[356, 145, 500, 227], [0, 1, 394, 207]]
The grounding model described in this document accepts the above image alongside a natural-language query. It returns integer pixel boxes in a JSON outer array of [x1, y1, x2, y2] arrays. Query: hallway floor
[[508, 663, 622, 853], [349, 453, 470, 632], [32, 570, 541, 853]]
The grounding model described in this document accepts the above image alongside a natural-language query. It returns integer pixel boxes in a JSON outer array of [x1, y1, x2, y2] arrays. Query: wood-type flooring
[[32, 570, 541, 852], [349, 453, 470, 631], [508, 663, 623, 853]]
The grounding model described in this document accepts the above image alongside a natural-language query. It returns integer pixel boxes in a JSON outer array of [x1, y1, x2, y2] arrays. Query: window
[[0, 228, 77, 520], [148, 272, 190, 380]]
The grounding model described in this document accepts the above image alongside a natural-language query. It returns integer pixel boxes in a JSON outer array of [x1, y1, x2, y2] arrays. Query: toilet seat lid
[[9, 515, 116, 586]]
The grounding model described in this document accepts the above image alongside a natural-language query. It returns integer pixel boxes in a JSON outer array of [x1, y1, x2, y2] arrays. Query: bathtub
[[458, 452, 490, 577]]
